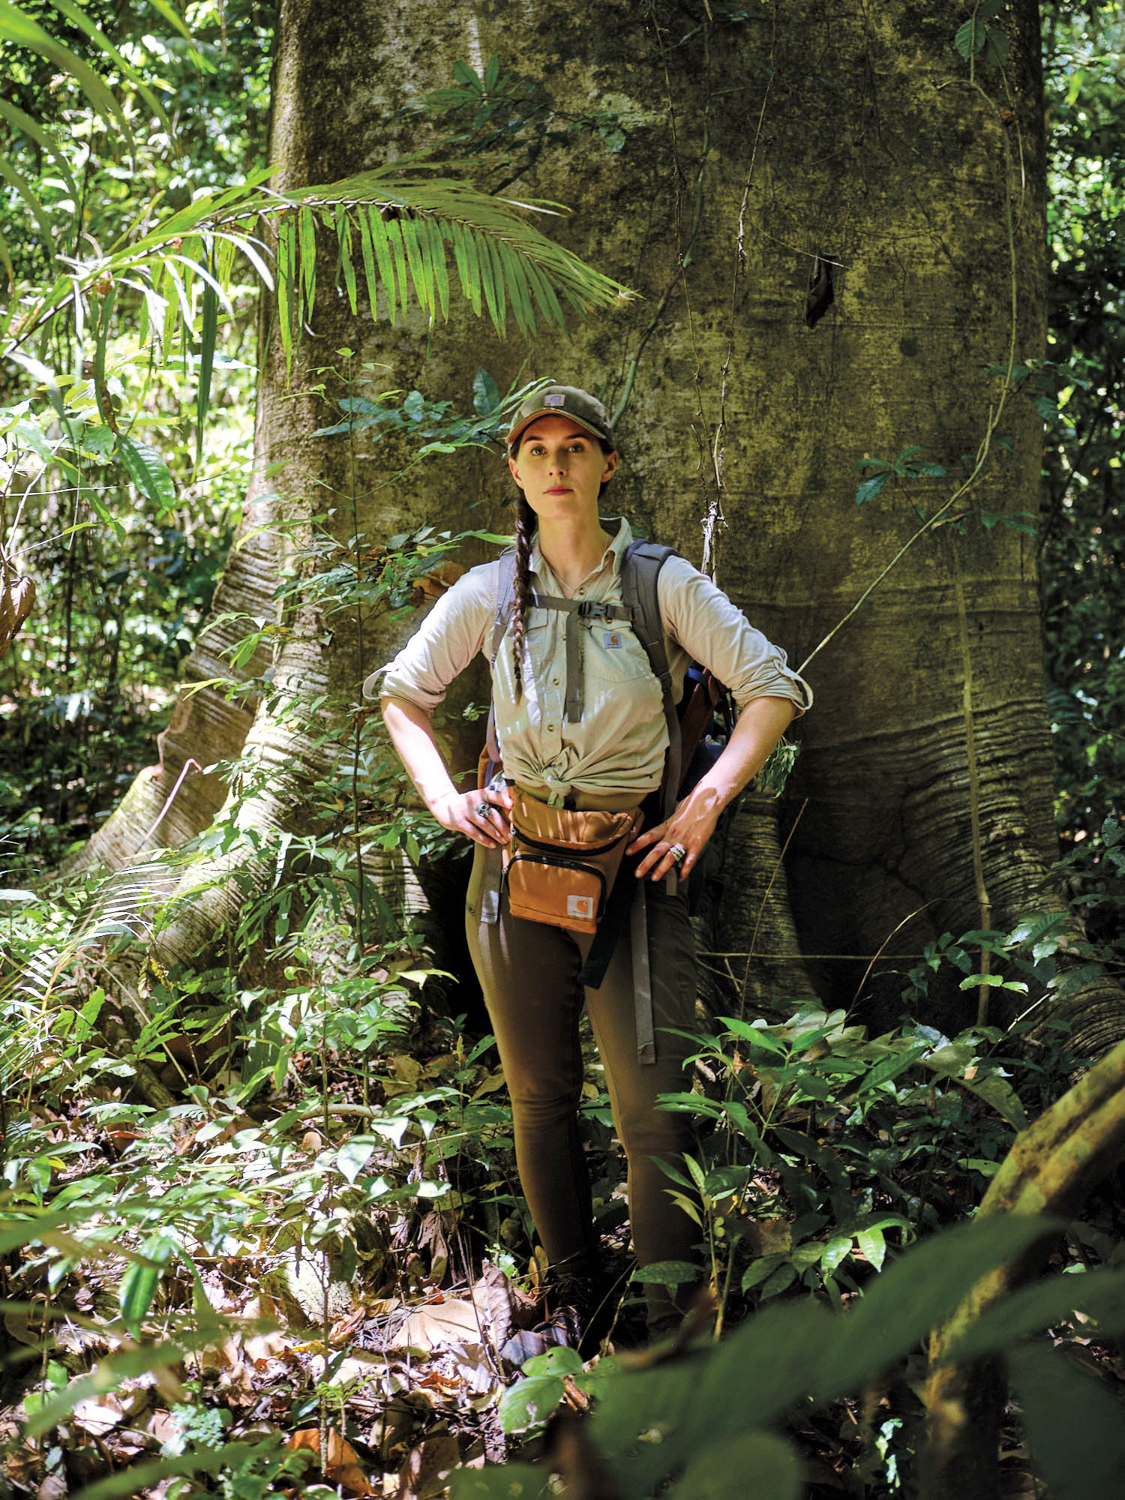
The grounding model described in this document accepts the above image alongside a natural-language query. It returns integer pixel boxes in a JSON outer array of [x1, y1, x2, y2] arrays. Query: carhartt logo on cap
[[545, 392, 566, 406]]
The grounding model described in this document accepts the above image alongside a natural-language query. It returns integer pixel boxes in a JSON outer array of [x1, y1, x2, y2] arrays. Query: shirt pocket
[[583, 621, 654, 683]]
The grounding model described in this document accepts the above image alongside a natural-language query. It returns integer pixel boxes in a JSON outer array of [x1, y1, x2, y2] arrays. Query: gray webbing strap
[[630, 882, 656, 1065], [488, 550, 634, 725], [479, 844, 504, 925], [530, 593, 634, 723], [620, 542, 680, 824]]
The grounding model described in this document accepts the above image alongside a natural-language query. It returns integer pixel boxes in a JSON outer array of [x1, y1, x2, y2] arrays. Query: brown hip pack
[[503, 789, 643, 936]]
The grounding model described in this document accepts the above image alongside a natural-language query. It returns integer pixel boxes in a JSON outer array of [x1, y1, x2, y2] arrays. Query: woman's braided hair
[[511, 493, 536, 698], [508, 434, 617, 700]]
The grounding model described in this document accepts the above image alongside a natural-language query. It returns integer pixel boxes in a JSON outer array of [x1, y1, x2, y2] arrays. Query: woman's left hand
[[626, 789, 723, 883]]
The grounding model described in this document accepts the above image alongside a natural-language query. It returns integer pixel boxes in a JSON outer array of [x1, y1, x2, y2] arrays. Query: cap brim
[[506, 408, 610, 450]]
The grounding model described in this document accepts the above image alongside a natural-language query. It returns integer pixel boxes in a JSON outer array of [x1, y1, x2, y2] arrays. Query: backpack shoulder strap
[[621, 540, 680, 821], [491, 547, 518, 664], [485, 549, 518, 766]]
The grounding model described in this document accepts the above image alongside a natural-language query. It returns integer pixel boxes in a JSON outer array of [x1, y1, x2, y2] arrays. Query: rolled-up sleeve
[[362, 562, 495, 711], [658, 557, 813, 714]]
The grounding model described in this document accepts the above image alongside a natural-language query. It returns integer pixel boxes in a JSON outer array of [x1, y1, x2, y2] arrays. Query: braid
[[511, 495, 536, 700]]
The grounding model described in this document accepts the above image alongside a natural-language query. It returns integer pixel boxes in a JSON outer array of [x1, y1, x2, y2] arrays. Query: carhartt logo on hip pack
[[567, 894, 595, 920]]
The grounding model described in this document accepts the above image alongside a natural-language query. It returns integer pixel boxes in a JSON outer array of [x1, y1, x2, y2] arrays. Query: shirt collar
[[529, 516, 634, 583]]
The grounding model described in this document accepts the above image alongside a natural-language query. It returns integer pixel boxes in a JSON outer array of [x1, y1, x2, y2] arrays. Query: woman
[[371, 386, 810, 1348]]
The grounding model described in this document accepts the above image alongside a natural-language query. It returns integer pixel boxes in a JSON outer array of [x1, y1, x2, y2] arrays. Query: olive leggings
[[466, 847, 700, 1320]]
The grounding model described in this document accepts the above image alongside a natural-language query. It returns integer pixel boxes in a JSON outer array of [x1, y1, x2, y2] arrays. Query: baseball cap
[[505, 385, 616, 452]]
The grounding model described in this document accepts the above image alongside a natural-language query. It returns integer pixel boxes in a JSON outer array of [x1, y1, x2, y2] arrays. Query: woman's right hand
[[430, 785, 513, 849]]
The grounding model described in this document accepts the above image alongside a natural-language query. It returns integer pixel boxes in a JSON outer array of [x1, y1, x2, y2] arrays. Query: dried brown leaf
[[398, 1431, 460, 1500], [287, 1428, 379, 1497]]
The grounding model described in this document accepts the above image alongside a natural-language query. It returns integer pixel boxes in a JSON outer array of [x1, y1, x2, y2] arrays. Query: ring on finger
[[475, 801, 491, 817], [668, 842, 687, 865]]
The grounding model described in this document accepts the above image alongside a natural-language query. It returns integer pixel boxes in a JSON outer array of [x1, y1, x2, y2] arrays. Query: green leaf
[[856, 471, 891, 506], [400, 215, 431, 315], [277, 215, 296, 372], [1010, 1344, 1125, 1500], [498, 1372, 565, 1433], [196, 255, 219, 466], [427, 217, 450, 319], [336, 205, 358, 316], [666, 1431, 801, 1500], [0, 95, 79, 203], [24, 1342, 185, 1438], [954, 16, 985, 58], [335, 1139, 373, 1184], [386, 218, 411, 318], [855, 1226, 887, 1271], [982, 25, 1009, 66], [821, 1235, 853, 1274], [810, 1216, 1059, 1401], [631, 1260, 699, 1287], [368, 207, 399, 323], [356, 205, 380, 316], [0, 0, 129, 135], [951, 1266, 1125, 1362], [298, 204, 317, 318], [119, 1256, 162, 1336], [116, 436, 176, 512], [449, 1462, 547, 1499]]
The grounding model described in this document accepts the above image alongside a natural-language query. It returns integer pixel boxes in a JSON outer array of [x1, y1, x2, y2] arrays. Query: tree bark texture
[[82, 1, 1125, 1046]]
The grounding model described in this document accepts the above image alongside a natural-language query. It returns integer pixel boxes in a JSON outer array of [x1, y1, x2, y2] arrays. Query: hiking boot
[[499, 1254, 609, 1367]]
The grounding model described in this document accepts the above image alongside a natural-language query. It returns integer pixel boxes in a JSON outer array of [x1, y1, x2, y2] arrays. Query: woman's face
[[508, 415, 618, 523]]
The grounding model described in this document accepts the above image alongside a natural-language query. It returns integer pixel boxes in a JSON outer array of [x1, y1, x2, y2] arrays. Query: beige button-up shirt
[[371, 519, 811, 802]]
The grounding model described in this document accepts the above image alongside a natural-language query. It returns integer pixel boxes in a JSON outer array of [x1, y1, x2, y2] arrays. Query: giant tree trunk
[[80, 0, 1125, 1049]]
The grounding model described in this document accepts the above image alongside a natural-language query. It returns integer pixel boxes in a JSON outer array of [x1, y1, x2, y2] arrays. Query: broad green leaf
[[666, 1430, 801, 1500], [1011, 1344, 1125, 1500], [854, 1042, 928, 1093], [855, 1226, 887, 1270], [811, 1215, 1060, 1401], [335, 1139, 373, 1184], [954, 17, 985, 57], [951, 1266, 1125, 1361], [119, 1256, 162, 1335], [116, 436, 176, 512], [983, 25, 1010, 66], [631, 1260, 699, 1286], [196, 254, 219, 464], [277, 215, 296, 370], [498, 1371, 565, 1432], [0, 153, 56, 253], [449, 1462, 547, 1499]]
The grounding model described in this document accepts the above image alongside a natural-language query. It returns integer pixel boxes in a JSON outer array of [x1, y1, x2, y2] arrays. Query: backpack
[[483, 540, 738, 920]]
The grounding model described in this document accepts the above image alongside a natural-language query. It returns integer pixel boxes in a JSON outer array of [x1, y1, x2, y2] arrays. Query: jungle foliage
[[0, 2, 1124, 1498]]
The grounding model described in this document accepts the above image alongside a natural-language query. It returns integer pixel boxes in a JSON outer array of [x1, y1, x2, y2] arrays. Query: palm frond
[[6, 168, 632, 399], [0, 0, 129, 135]]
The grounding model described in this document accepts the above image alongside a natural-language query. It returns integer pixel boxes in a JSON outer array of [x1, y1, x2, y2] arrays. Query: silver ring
[[668, 842, 687, 865], [475, 801, 491, 816]]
